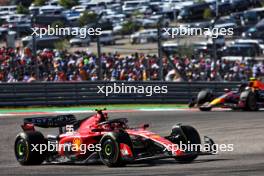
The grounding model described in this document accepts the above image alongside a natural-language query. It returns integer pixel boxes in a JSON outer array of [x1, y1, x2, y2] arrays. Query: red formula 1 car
[[14, 109, 215, 167], [189, 78, 264, 111]]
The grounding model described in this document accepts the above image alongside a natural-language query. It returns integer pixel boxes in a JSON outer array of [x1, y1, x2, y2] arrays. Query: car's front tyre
[[99, 131, 132, 167], [197, 89, 214, 106], [170, 125, 201, 163], [199, 106, 212, 111]]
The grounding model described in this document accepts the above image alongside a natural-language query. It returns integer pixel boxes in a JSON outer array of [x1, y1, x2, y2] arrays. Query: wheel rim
[[101, 138, 117, 163], [18, 143, 24, 156], [105, 143, 113, 156], [15, 139, 28, 161]]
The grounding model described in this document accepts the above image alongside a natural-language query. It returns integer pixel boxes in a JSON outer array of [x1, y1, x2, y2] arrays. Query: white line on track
[[0, 108, 263, 117]]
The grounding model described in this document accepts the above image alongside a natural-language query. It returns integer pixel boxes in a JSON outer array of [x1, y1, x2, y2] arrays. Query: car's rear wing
[[23, 114, 77, 129]]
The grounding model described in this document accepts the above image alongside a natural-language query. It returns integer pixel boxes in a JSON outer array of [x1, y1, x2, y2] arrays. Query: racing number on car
[[66, 125, 74, 134]]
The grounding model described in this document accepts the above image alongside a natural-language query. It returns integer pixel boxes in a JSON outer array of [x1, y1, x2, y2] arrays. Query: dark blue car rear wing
[[23, 114, 77, 128]]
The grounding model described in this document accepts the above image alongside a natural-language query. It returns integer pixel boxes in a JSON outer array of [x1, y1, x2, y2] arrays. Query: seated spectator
[[0, 47, 263, 82], [27, 73, 37, 83]]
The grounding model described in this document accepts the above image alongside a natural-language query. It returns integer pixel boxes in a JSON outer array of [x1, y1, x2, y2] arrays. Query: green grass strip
[[0, 104, 188, 114]]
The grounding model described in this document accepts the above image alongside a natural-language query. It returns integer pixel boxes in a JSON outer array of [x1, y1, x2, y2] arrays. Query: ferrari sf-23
[[15, 109, 215, 167], [189, 78, 264, 111]]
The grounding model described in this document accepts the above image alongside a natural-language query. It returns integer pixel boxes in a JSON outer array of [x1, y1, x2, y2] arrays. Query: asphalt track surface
[[0, 110, 264, 176]]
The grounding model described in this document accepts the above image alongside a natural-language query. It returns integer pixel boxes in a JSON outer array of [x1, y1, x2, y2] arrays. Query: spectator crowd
[[0, 47, 263, 82]]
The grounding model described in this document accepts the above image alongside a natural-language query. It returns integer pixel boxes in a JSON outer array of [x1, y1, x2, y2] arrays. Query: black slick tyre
[[99, 131, 132, 167], [174, 126, 201, 163], [14, 131, 46, 165]]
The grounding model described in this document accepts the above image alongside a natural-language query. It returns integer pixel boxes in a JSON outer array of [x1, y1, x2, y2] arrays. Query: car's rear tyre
[[99, 131, 132, 167], [14, 131, 46, 165], [173, 125, 201, 163], [240, 90, 258, 111]]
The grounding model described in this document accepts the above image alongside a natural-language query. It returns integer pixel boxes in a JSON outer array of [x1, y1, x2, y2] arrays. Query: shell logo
[[72, 137, 82, 151]]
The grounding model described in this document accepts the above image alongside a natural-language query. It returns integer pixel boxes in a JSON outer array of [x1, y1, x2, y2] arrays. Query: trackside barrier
[[0, 82, 240, 106]]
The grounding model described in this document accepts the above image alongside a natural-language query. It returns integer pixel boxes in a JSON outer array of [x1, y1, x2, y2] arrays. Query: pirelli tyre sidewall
[[174, 125, 201, 163], [14, 131, 46, 165], [197, 89, 214, 106], [99, 131, 132, 167]]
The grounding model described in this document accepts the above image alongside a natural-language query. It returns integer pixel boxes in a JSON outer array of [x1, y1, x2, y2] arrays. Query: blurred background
[[0, 0, 264, 82]]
